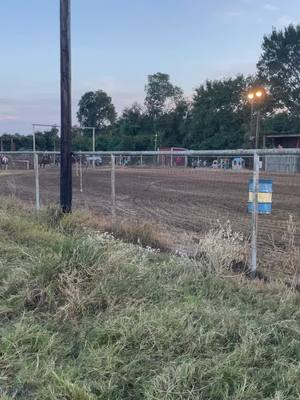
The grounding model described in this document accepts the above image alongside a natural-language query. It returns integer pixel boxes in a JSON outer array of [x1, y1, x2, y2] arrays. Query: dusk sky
[[1, 0, 299, 134]]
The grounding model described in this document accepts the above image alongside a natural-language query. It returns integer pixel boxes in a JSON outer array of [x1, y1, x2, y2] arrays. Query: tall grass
[[0, 200, 299, 399]]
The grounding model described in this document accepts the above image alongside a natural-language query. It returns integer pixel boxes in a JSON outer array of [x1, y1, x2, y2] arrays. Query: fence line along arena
[[0, 151, 299, 249]]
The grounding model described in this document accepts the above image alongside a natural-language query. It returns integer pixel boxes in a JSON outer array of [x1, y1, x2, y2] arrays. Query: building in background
[[263, 133, 300, 173], [158, 147, 188, 167], [263, 133, 300, 149]]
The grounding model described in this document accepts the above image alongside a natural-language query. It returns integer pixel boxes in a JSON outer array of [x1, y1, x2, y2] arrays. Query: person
[[277, 144, 283, 149]]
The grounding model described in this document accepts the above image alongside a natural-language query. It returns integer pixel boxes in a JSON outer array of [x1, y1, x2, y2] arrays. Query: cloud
[[263, 3, 279, 11], [277, 16, 295, 26], [0, 114, 18, 121]]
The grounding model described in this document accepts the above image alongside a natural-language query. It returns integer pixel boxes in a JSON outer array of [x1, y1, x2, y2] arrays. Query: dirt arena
[[0, 166, 299, 246]]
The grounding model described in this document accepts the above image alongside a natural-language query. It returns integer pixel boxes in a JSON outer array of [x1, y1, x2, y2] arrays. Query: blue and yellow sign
[[248, 179, 272, 214]]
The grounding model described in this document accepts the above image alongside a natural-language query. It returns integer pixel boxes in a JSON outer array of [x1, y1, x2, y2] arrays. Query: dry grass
[[43, 206, 172, 252], [0, 200, 299, 399], [188, 221, 249, 273], [262, 214, 300, 287]]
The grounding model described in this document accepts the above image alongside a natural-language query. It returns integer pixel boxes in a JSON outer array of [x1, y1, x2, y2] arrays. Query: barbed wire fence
[[0, 149, 300, 277]]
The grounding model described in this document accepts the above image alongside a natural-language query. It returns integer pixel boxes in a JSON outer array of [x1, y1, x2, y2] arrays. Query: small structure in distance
[[158, 147, 188, 167], [232, 157, 245, 170]]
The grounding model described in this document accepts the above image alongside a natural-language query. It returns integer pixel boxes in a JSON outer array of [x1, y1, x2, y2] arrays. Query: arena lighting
[[247, 87, 266, 101], [247, 87, 266, 149]]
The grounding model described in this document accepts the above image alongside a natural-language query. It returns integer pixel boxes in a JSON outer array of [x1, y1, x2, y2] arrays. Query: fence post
[[79, 154, 83, 193], [92, 128, 96, 168], [34, 153, 40, 211], [75, 159, 79, 177], [111, 154, 116, 226], [251, 152, 259, 277]]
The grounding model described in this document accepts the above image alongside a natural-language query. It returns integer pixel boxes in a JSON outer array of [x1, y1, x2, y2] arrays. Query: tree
[[159, 99, 190, 147], [186, 76, 252, 149], [77, 90, 116, 129], [119, 102, 144, 136], [144, 73, 185, 148], [258, 24, 300, 115], [145, 73, 183, 117], [262, 112, 300, 135]]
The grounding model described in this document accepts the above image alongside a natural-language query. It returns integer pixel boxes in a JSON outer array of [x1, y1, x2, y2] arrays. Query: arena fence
[[1, 148, 300, 278]]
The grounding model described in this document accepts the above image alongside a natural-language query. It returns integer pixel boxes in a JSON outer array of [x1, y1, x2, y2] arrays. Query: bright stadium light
[[247, 87, 266, 149]]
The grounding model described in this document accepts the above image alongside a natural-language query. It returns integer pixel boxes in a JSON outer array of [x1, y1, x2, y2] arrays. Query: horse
[[39, 153, 51, 168], [72, 154, 88, 167], [0, 155, 9, 170]]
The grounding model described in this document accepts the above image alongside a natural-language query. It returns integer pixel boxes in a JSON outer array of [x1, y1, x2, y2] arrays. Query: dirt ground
[[0, 166, 299, 248]]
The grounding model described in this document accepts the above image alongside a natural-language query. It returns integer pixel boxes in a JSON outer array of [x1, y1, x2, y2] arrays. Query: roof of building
[[264, 134, 300, 138]]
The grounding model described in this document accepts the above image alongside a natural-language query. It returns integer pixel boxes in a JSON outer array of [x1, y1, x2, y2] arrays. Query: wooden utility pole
[[60, 0, 72, 212]]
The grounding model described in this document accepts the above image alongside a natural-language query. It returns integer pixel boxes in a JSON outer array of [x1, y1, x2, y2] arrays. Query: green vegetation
[[0, 199, 299, 399], [2, 24, 300, 152]]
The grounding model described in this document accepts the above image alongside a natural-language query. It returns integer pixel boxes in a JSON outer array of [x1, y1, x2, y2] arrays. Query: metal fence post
[[111, 154, 116, 226], [251, 152, 259, 276], [75, 159, 79, 177], [79, 154, 83, 193], [92, 128, 95, 168], [34, 153, 40, 211]]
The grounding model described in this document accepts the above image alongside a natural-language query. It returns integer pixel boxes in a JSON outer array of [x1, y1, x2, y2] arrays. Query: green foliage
[[186, 76, 251, 149], [119, 102, 145, 136], [145, 72, 183, 118], [263, 112, 300, 135], [258, 24, 300, 115], [0, 128, 60, 151], [77, 90, 117, 129], [0, 201, 299, 399]]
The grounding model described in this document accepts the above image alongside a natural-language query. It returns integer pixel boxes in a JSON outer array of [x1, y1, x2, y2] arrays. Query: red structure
[[159, 147, 188, 167]]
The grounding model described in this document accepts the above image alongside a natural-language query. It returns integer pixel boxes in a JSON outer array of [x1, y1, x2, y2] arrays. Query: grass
[[0, 199, 299, 399]]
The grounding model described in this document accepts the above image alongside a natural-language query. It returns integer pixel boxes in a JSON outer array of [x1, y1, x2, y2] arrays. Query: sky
[[0, 0, 299, 134]]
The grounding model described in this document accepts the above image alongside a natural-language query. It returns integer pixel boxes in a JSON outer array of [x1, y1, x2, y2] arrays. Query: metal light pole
[[255, 109, 261, 150], [154, 133, 158, 151], [250, 99, 254, 141], [60, 0, 72, 212], [247, 89, 265, 150]]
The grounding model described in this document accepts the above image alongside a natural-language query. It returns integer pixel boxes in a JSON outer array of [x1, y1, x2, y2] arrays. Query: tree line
[[1, 24, 300, 152]]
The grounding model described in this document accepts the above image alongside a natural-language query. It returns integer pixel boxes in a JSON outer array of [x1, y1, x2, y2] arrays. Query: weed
[[0, 201, 299, 399]]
